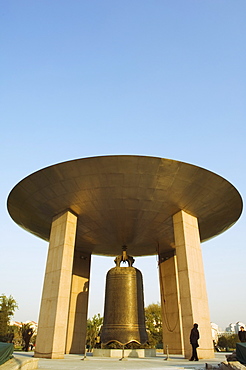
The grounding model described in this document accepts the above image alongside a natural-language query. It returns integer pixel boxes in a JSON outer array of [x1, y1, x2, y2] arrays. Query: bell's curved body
[[101, 265, 148, 346]]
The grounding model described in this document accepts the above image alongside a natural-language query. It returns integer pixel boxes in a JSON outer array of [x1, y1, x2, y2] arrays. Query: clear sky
[[1, 1, 245, 331]]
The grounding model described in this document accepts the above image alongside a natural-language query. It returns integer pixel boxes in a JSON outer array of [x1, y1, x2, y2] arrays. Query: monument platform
[[92, 348, 156, 357]]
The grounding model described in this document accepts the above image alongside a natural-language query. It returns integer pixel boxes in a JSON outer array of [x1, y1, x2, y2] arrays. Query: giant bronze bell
[[101, 247, 148, 346]]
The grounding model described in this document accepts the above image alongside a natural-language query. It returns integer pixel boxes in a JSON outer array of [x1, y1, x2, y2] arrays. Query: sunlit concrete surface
[[1, 352, 38, 370], [11, 351, 230, 370]]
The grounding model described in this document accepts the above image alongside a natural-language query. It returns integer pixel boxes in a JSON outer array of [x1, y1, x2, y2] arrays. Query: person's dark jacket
[[238, 330, 246, 342], [190, 327, 200, 347]]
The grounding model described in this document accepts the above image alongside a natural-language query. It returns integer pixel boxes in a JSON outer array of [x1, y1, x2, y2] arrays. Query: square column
[[173, 210, 214, 359], [34, 210, 77, 359], [159, 251, 184, 354], [65, 250, 91, 354]]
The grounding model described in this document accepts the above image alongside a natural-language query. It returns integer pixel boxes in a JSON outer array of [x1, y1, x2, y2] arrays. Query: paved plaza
[[13, 351, 228, 370]]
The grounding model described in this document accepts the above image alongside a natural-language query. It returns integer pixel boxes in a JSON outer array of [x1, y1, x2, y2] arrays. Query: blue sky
[[1, 1, 245, 330]]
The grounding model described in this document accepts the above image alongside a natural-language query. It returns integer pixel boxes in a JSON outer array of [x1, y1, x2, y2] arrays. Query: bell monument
[[7, 155, 242, 359]]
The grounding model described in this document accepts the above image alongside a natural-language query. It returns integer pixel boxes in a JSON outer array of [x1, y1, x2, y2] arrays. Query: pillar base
[[34, 351, 64, 359], [197, 349, 215, 359]]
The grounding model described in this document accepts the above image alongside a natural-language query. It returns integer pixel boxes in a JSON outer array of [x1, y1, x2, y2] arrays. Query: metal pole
[[164, 344, 169, 360], [81, 345, 87, 360], [119, 344, 125, 361]]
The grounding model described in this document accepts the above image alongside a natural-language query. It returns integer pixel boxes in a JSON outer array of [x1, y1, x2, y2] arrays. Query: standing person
[[238, 326, 246, 342], [189, 323, 199, 361], [22, 328, 33, 352]]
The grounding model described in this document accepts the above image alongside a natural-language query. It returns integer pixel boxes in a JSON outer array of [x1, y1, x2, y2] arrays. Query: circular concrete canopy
[[7, 155, 243, 257]]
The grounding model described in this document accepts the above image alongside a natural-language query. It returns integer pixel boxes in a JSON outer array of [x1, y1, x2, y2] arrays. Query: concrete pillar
[[65, 250, 91, 354], [173, 210, 214, 359], [34, 210, 77, 359], [159, 251, 184, 355]]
